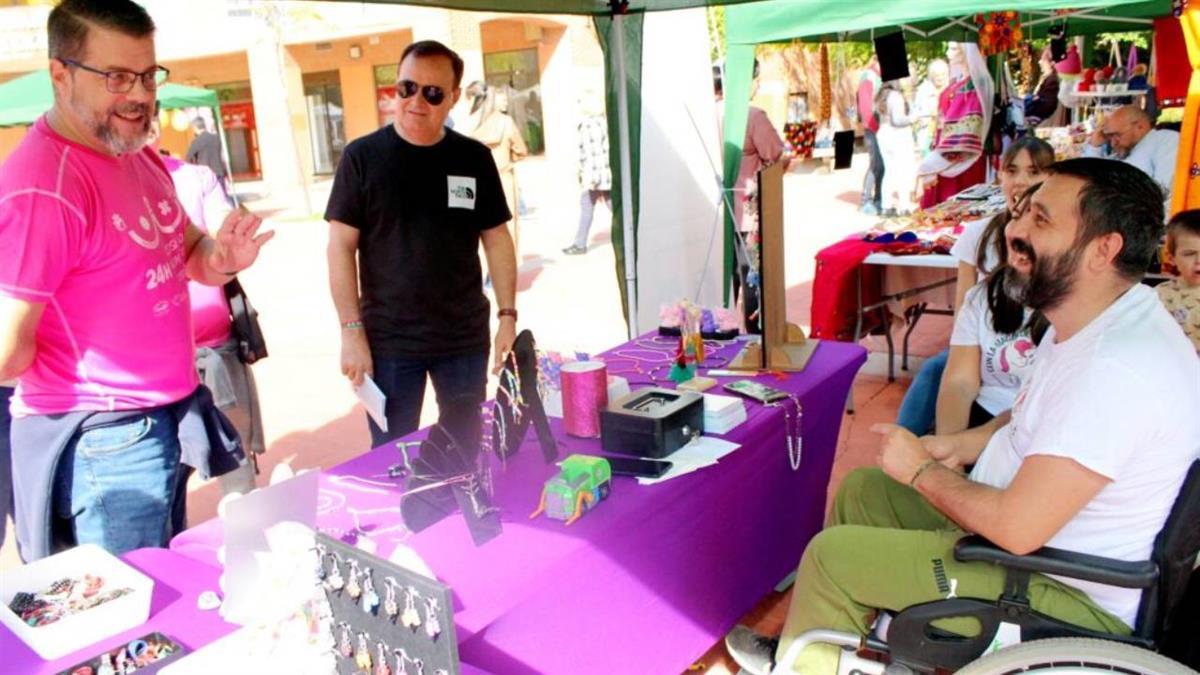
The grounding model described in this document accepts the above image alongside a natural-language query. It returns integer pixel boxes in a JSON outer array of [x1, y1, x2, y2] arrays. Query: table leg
[[902, 303, 927, 372]]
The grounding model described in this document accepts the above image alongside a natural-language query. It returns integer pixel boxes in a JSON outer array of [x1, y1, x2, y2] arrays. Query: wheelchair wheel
[[956, 637, 1197, 675]]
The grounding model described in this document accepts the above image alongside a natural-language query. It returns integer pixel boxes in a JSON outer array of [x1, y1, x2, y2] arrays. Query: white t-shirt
[[970, 284, 1200, 628], [951, 216, 1001, 277], [950, 284, 1036, 414]]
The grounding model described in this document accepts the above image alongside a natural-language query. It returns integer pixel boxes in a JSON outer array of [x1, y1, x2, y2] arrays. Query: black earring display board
[[318, 532, 460, 675], [874, 31, 910, 82], [833, 130, 855, 170]]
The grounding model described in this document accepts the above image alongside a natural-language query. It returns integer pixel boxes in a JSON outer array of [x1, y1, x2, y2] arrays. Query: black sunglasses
[[396, 79, 446, 106]]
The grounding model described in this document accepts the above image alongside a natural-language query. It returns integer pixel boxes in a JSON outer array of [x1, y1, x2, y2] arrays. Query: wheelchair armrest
[[954, 535, 1158, 589]]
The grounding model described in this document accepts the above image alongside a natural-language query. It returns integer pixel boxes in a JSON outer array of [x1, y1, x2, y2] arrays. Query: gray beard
[[70, 91, 150, 155]]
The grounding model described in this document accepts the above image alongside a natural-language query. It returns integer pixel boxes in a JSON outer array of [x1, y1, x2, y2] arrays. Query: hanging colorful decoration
[[818, 43, 832, 123], [1173, 0, 1187, 18], [783, 121, 817, 158], [975, 11, 1024, 56]]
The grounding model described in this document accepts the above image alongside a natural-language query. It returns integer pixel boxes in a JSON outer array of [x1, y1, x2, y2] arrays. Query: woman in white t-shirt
[[935, 136, 1056, 433], [897, 137, 1055, 434]]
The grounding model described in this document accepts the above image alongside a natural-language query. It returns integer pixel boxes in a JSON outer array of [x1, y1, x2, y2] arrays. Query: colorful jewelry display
[[65, 632, 181, 675], [9, 574, 134, 627]]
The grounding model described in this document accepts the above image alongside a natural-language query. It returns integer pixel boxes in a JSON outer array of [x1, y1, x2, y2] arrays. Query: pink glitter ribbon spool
[[560, 361, 608, 438]]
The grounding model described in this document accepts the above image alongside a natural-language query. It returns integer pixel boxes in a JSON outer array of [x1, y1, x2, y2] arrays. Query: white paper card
[[636, 437, 741, 485], [354, 375, 388, 433]]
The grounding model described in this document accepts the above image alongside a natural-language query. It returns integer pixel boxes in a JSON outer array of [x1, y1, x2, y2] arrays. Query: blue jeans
[[53, 409, 188, 555], [369, 351, 489, 448], [0, 387, 13, 545], [896, 348, 949, 436]]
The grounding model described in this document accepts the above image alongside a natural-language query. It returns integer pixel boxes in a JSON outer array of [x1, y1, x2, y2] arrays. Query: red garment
[[920, 154, 987, 208], [810, 239, 888, 342], [1154, 16, 1189, 106], [857, 67, 881, 134]]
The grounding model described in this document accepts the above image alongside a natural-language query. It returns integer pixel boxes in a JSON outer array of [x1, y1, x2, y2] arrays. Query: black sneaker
[[725, 625, 778, 675], [562, 245, 587, 255]]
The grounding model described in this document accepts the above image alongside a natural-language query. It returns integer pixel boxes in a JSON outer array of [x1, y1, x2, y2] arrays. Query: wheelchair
[[770, 460, 1200, 674]]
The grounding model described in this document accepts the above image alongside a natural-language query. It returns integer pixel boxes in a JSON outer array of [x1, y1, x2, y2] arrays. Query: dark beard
[[1003, 244, 1081, 312]]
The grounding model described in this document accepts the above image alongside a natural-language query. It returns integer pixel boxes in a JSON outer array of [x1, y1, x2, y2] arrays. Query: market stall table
[[857, 252, 958, 380], [171, 336, 867, 674]]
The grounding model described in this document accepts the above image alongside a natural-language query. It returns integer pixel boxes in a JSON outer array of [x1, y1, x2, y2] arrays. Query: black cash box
[[600, 387, 704, 459]]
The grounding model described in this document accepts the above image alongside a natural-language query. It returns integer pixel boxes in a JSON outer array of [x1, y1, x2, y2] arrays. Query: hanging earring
[[394, 648, 410, 675], [361, 567, 380, 614], [97, 652, 116, 675], [325, 554, 345, 593], [412, 657, 425, 675], [346, 559, 363, 600], [424, 596, 441, 640], [401, 586, 421, 629], [314, 544, 327, 582], [375, 641, 392, 675], [354, 631, 373, 671], [338, 622, 353, 658], [383, 577, 399, 621]]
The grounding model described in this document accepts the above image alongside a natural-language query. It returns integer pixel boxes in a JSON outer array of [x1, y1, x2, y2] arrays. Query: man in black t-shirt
[[325, 40, 518, 446]]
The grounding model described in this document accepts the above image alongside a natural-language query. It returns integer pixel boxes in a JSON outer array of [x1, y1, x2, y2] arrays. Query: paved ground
[[0, 149, 953, 673]]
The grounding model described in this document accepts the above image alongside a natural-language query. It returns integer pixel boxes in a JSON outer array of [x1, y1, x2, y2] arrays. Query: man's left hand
[[209, 208, 275, 275], [872, 423, 934, 485], [492, 318, 517, 375]]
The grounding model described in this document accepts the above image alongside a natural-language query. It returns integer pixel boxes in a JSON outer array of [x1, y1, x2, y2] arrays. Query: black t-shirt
[[325, 126, 511, 357]]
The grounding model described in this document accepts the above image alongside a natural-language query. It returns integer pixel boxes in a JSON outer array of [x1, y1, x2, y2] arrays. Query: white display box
[[0, 544, 154, 660]]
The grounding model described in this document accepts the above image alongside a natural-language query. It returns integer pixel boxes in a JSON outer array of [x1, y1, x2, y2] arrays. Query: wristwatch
[[497, 308, 518, 321]]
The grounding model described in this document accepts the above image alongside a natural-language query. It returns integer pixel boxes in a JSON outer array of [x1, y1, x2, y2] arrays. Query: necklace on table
[[765, 393, 804, 471]]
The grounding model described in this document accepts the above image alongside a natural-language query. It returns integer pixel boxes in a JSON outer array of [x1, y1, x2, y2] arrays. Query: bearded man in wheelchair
[[726, 161, 1200, 675]]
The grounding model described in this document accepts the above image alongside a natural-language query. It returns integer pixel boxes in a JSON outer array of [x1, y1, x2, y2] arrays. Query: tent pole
[[612, 12, 639, 338]]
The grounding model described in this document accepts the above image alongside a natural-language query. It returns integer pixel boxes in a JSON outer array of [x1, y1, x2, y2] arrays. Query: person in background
[[1083, 105, 1180, 204], [913, 59, 949, 157], [857, 55, 884, 215], [1157, 209, 1200, 354], [185, 116, 232, 206], [734, 61, 785, 333], [918, 42, 993, 208], [896, 136, 1054, 435], [150, 113, 265, 495], [1024, 46, 1063, 128], [563, 93, 611, 256], [466, 81, 528, 259], [874, 79, 917, 216]]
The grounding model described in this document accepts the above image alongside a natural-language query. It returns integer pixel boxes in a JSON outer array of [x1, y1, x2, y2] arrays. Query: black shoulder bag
[[222, 278, 269, 364]]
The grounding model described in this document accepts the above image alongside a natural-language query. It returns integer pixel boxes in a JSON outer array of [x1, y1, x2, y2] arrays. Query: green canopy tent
[[0, 69, 220, 127], [722, 0, 1172, 298], [0, 69, 235, 202]]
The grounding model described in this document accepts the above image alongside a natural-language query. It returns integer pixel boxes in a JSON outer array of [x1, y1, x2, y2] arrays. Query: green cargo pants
[[775, 467, 1131, 673]]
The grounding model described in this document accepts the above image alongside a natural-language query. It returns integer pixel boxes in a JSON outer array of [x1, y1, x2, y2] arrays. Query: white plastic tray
[[0, 544, 154, 660]]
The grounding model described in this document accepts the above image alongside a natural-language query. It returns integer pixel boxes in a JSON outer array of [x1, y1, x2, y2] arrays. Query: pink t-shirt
[[162, 156, 233, 349], [0, 117, 199, 416]]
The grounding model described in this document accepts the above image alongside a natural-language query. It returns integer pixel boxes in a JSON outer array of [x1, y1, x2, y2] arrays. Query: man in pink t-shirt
[[0, 0, 272, 559]]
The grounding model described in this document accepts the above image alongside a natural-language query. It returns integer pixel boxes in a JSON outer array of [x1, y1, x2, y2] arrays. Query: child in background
[[1158, 210, 1200, 354]]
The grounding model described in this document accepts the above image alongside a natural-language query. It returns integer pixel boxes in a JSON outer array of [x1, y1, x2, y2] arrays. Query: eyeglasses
[[59, 58, 169, 94], [396, 79, 446, 106]]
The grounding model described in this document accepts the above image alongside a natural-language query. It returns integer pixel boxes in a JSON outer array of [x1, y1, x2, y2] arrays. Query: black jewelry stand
[[319, 532, 459, 675], [492, 329, 557, 463]]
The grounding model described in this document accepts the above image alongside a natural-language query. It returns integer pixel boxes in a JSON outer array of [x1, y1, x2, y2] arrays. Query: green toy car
[[530, 455, 612, 525]]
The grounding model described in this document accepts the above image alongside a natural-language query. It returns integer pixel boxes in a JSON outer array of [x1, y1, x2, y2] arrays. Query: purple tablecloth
[[172, 337, 866, 674], [0, 548, 236, 674]]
